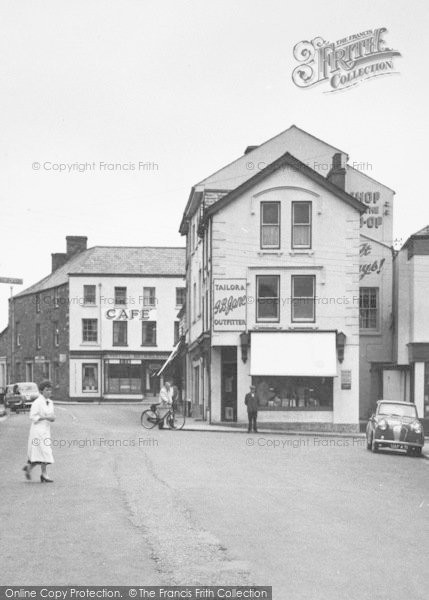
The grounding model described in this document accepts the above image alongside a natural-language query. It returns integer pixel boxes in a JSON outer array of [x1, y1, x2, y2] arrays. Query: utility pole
[[0, 277, 23, 384]]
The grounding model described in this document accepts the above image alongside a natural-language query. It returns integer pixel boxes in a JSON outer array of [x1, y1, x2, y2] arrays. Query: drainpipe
[[98, 283, 103, 404], [10, 289, 14, 383]]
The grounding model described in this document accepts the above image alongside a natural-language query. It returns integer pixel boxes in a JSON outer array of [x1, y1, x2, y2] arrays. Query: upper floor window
[[36, 294, 41, 313], [256, 275, 280, 322], [174, 321, 180, 345], [83, 285, 96, 305], [53, 322, 60, 347], [176, 287, 186, 307], [36, 323, 41, 349], [261, 202, 280, 249], [292, 202, 312, 249], [292, 275, 315, 322], [143, 287, 156, 307], [142, 321, 157, 346], [359, 287, 378, 330], [53, 287, 60, 308], [193, 282, 197, 321], [114, 287, 127, 305], [15, 322, 21, 347], [82, 319, 98, 343], [113, 321, 128, 346]]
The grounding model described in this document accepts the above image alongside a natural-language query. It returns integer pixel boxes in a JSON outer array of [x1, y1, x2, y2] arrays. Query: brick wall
[[10, 285, 70, 400]]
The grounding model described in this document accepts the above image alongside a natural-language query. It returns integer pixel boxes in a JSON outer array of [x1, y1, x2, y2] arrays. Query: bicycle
[[141, 402, 186, 430]]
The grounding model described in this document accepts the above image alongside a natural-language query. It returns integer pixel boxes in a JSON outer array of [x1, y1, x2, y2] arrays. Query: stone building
[[7, 236, 185, 401]]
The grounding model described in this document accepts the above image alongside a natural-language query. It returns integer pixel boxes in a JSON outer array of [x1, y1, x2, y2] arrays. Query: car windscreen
[[19, 384, 38, 393], [378, 403, 417, 418]]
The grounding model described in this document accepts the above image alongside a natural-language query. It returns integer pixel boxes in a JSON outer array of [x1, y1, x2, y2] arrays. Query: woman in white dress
[[23, 380, 55, 483]]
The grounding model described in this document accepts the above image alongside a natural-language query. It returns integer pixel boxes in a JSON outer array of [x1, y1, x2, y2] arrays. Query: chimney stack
[[66, 236, 88, 257], [327, 153, 346, 189], [51, 253, 67, 272]]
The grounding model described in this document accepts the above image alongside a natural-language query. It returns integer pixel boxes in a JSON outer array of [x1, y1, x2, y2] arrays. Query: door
[[221, 347, 237, 421], [383, 369, 401, 400]]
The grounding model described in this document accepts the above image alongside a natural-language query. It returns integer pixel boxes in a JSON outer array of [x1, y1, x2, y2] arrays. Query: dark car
[[4, 382, 39, 412], [366, 400, 425, 456]]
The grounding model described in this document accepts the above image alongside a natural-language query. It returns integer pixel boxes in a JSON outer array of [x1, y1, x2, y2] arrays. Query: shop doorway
[[221, 347, 237, 421]]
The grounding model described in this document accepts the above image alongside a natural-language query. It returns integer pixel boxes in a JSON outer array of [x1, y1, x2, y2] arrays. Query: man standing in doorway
[[245, 384, 258, 433]]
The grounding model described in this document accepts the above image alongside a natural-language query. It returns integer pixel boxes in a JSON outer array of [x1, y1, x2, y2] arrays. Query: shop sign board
[[213, 279, 247, 332]]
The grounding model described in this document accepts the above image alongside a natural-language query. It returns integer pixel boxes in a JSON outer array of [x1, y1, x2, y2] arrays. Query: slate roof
[[15, 247, 186, 298]]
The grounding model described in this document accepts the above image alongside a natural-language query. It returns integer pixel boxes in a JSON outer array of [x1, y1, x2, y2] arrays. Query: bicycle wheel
[[167, 410, 186, 430], [141, 409, 158, 429]]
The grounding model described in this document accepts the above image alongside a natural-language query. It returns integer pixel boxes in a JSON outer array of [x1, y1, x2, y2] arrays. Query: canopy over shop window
[[250, 332, 337, 377]]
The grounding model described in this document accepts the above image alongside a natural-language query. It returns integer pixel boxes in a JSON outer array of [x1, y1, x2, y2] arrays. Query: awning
[[250, 332, 337, 377], [157, 342, 182, 376]]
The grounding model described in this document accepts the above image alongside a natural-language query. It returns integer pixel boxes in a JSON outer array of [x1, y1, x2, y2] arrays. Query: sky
[[0, 0, 428, 329]]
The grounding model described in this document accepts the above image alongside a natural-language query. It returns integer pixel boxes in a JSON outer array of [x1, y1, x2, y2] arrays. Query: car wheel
[[371, 438, 379, 453], [366, 432, 372, 450]]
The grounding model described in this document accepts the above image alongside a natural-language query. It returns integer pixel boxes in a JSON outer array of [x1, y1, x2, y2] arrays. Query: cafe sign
[[213, 279, 247, 332]]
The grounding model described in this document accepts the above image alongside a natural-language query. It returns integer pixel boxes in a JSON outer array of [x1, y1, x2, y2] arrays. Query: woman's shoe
[[22, 465, 31, 481], [40, 475, 53, 483]]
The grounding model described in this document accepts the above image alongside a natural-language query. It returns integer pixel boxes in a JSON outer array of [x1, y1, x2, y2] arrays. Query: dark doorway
[[221, 347, 237, 421]]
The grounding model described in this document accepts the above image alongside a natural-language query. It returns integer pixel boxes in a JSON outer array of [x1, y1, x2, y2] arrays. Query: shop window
[[82, 364, 98, 392], [114, 287, 127, 305], [256, 275, 280, 321], [82, 319, 98, 343], [143, 287, 156, 307], [359, 287, 379, 330], [36, 324, 41, 349], [142, 321, 157, 346], [42, 361, 51, 380], [176, 287, 186, 307], [53, 362, 60, 387], [292, 202, 312, 248], [292, 275, 315, 322], [252, 376, 333, 410], [83, 285, 96, 305], [26, 362, 33, 382], [113, 321, 128, 346], [105, 361, 142, 393], [53, 322, 59, 347], [261, 202, 280, 249]]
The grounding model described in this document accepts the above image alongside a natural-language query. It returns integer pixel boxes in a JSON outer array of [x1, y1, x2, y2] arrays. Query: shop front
[[70, 352, 169, 401], [248, 331, 337, 426]]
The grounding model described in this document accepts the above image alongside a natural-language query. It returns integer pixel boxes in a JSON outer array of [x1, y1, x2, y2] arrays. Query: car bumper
[[374, 438, 424, 449]]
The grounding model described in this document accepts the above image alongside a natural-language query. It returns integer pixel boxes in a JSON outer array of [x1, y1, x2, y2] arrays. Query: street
[[1, 404, 428, 599]]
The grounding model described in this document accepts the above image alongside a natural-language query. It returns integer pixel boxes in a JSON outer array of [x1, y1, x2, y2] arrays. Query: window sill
[[113, 344, 128, 347], [258, 250, 282, 255], [141, 344, 157, 347], [359, 330, 382, 336], [81, 342, 99, 346], [289, 249, 313, 255]]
